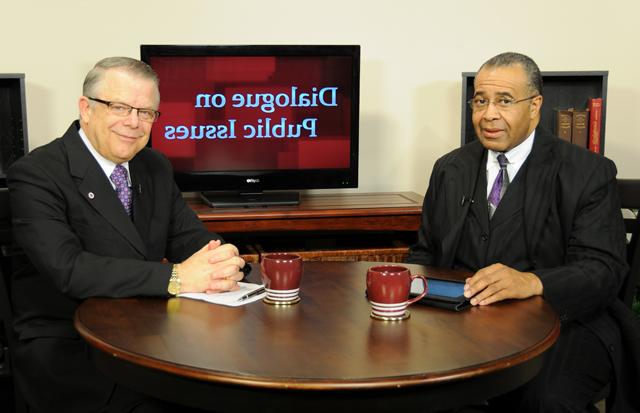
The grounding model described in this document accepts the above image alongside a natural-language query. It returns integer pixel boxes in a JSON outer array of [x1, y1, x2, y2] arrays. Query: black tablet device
[[410, 277, 470, 311]]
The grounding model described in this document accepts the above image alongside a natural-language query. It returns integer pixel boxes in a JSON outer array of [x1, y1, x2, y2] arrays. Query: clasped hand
[[463, 263, 543, 306], [178, 240, 246, 293]]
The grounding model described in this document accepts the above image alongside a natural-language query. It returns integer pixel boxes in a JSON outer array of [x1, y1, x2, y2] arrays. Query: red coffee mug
[[366, 265, 428, 312], [261, 253, 303, 304]]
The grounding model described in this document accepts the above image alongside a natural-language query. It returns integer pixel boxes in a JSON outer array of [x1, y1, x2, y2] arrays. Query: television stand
[[200, 191, 300, 208], [188, 191, 424, 264]]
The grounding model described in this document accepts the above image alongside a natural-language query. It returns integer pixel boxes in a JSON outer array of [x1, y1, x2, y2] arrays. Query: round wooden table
[[74, 261, 560, 412]]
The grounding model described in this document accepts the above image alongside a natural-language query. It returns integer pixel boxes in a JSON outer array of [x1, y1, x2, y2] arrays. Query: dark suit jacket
[[407, 127, 640, 412], [7, 121, 218, 410]]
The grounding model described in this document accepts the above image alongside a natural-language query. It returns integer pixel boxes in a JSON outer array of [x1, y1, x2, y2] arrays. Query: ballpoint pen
[[236, 286, 266, 302]]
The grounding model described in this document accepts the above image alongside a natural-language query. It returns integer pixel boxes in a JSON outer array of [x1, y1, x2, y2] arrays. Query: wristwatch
[[168, 264, 181, 296]]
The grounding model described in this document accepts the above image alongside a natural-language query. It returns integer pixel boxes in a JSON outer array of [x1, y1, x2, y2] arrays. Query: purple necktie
[[487, 153, 509, 218], [110, 164, 132, 216]]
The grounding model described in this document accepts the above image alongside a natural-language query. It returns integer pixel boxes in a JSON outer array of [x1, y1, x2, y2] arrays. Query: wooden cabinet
[[189, 191, 424, 263], [461, 71, 608, 154]]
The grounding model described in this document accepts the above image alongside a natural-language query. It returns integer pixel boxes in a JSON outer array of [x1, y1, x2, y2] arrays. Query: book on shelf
[[571, 109, 589, 149], [555, 109, 573, 142], [587, 98, 603, 154]]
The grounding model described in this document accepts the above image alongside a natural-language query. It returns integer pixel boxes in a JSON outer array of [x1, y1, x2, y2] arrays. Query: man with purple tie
[[8, 57, 246, 412], [407, 52, 639, 412]]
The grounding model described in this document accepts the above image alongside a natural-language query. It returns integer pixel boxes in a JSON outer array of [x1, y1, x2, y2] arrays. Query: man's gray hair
[[478, 52, 543, 96], [82, 57, 159, 101]]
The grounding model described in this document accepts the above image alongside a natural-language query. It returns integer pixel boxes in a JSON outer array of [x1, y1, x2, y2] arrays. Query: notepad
[[179, 282, 266, 307]]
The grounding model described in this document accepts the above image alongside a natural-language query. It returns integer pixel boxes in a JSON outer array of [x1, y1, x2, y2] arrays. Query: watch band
[[168, 264, 181, 296]]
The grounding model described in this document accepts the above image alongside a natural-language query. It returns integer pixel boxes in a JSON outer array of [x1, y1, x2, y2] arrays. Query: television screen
[[140, 45, 360, 207]]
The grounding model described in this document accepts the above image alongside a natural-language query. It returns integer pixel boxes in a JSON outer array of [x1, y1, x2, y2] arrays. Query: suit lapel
[[63, 123, 148, 257], [489, 162, 525, 228], [440, 142, 485, 267], [523, 128, 561, 258], [129, 158, 154, 245]]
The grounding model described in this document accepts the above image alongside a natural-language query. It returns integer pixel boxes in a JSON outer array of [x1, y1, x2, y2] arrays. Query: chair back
[[617, 179, 640, 308], [0, 187, 15, 372], [0, 187, 28, 412]]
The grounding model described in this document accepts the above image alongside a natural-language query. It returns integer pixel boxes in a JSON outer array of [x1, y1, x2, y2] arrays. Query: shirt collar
[[488, 129, 536, 174], [78, 126, 130, 185]]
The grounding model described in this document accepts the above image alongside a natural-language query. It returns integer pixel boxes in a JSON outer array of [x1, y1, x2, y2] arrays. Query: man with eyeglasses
[[7, 57, 246, 412], [408, 52, 639, 412]]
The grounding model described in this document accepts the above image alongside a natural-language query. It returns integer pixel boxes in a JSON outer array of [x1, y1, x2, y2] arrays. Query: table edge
[[74, 298, 560, 391]]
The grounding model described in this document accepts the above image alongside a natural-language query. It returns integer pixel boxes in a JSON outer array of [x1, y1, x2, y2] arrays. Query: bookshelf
[[460, 71, 608, 155], [0, 74, 29, 187]]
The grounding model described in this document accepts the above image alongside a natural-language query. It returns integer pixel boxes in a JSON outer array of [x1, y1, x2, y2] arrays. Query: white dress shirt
[[78, 127, 131, 189], [486, 130, 536, 198]]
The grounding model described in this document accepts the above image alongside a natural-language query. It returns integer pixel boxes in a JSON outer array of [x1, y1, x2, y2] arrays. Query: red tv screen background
[[149, 55, 354, 172]]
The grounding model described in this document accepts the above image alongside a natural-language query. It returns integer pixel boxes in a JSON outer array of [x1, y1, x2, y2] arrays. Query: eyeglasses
[[468, 95, 539, 112], [87, 97, 161, 123]]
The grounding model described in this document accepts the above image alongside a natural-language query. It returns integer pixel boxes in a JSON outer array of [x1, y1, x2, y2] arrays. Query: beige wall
[[3, 0, 639, 195]]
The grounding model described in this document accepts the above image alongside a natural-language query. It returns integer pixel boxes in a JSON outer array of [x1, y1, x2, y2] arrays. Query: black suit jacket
[[407, 127, 639, 412], [7, 121, 218, 410]]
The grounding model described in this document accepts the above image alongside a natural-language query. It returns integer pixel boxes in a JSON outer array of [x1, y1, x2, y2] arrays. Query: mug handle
[[406, 274, 428, 305]]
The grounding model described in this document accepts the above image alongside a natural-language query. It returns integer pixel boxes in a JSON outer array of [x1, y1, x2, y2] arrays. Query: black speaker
[[0, 74, 28, 188]]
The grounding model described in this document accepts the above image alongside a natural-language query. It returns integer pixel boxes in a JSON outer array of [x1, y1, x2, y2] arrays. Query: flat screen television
[[140, 45, 360, 207]]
